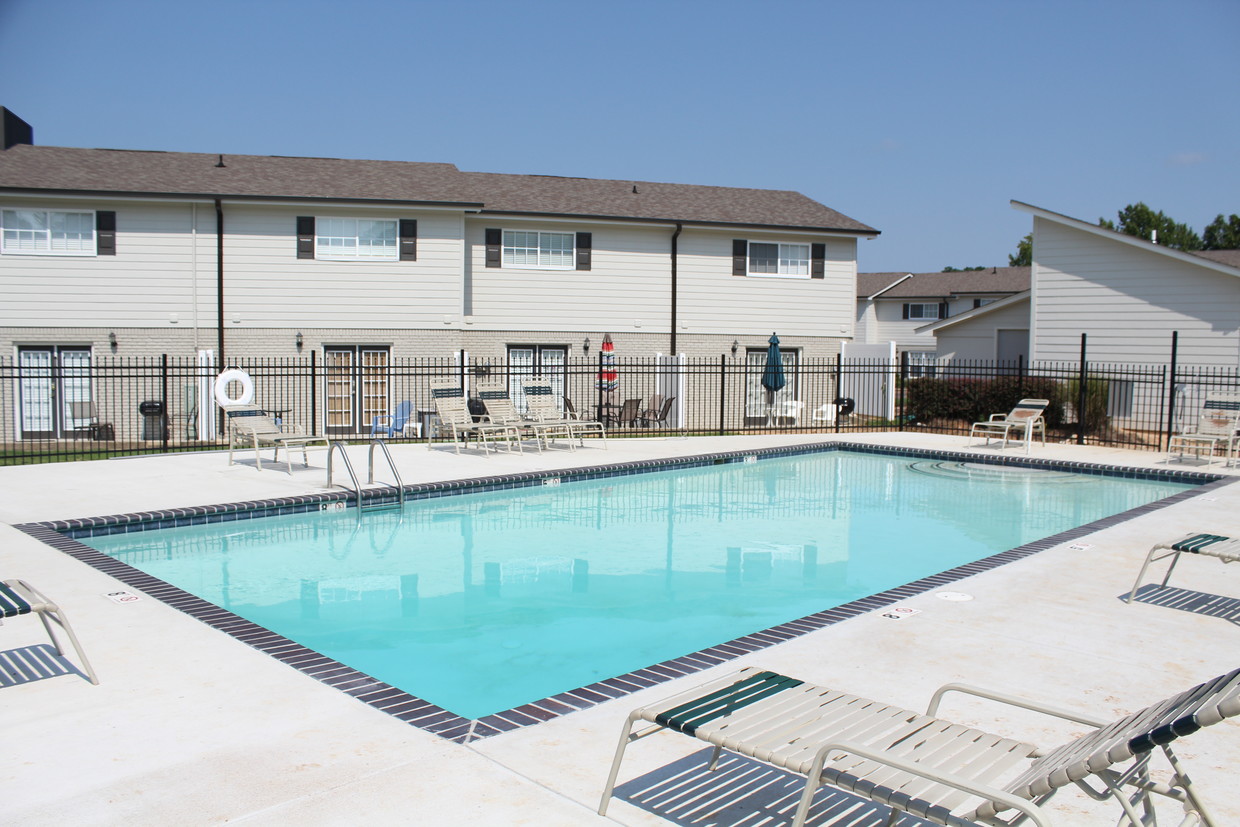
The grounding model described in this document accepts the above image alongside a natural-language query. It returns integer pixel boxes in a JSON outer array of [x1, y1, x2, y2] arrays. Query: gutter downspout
[[214, 199, 225, 366], [670, 222, 682, 354]]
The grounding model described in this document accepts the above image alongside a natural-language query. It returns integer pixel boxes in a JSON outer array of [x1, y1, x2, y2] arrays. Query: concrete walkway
[[3, 433, 1238, 826]]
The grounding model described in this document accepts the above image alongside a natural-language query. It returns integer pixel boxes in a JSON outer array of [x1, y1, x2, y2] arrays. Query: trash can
[[139, 400, 168, 440]]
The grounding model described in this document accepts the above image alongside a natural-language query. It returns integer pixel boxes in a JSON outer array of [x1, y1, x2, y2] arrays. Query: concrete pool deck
[[3, 432, 1238, 826]]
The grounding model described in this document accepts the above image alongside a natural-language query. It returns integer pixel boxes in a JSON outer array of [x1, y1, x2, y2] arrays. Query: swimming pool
[[62, 447, 1204, 726]]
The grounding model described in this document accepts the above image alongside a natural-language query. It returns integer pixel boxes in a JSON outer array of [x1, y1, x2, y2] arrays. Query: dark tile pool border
[[14, 442, 1231, 744]]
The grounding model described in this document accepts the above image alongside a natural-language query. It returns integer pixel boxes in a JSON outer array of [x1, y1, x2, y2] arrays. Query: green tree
[[1099, 203, 1203, 251], [1202, 213, 1240, 249], [1009, 232, 1032, 266], [941, 265, 984, 272]]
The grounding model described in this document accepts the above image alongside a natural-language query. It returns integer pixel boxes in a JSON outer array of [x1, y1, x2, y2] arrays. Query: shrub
[[904, 375, 1064, 427]]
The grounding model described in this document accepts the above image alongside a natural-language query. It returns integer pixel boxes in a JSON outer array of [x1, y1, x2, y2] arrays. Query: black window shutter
[[732, 239, 747, 276], [95, 211, 116, 256], [810, 243, 825, 278], [902, 303, 911, 320], [575, 232, 592, 271], [296, 216, 315, 259], [399, 219, 418, 261], [939, 302, 949, 319], [485, 228, 502, 268]]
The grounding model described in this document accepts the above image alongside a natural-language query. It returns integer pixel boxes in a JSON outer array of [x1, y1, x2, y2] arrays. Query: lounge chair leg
[[599, 715, 639, 816], [706, 744, 725, 770], [1126, 545, 1167, 604]]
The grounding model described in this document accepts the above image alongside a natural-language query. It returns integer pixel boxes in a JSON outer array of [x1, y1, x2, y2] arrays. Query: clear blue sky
[[2, 0, 1236, 273]]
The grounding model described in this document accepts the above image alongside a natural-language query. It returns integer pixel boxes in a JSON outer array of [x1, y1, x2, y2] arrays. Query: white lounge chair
[[521, 377, 606, 447], [970, 398, 1048, 453], [1, 579, 99, 684], [1127, 531, 1240, 604], [1167, 394, 1240, 466], [600, 665, 1240, 827], [428, 380, 521, 455], [224, 405, 329, 473], [474, 383, 572, 452]]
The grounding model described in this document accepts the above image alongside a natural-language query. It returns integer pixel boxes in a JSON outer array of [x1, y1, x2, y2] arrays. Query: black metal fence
[[2, 348, 1238, 465]]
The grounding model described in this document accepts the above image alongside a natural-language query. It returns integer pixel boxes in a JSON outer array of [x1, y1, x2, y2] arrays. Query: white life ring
[[214, 368, 255, 407]]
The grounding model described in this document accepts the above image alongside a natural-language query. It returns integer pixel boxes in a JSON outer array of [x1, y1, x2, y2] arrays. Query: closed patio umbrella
[[596, 333, 619, 423], [761, 332, 786, 425]]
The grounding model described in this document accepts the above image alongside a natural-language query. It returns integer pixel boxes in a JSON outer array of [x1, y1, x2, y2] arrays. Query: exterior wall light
[[583, 336, 591, 353], [731, 339, 739, 357], [295, 332, 304, 351], [108, 332, 118, 352]]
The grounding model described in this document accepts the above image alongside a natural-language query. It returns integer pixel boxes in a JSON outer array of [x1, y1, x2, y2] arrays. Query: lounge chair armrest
[[927, 682, 1110, 727], [988, 414, 1008, 421], [809, 739, 1052, 827]]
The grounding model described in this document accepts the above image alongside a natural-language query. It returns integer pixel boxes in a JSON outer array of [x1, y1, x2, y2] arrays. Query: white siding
[[223, 205, 462, 328], [463, 220, 670, 332], [933, 299, 1031, 361], [1032, 217, 1240, 365], [677, 230, 855, 338], [0, 197, 213, 328]]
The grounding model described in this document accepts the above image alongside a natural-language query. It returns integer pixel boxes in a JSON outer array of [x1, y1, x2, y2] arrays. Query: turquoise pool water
[[82, 452, 1192, 718]]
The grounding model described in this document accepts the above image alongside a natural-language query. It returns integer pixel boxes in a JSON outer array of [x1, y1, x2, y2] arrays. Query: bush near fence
[[904, 375, 1066, 429]]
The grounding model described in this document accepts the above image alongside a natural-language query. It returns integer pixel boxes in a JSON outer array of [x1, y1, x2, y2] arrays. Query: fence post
[[1165, 331, 1178, 450], [1076, 333, 1088, 445], [898, 350, 908, 431], [160, 353, 170, 452], [308, 350, 318, 437], [718, 354, 726, 436], [834, 352, 843, 433]]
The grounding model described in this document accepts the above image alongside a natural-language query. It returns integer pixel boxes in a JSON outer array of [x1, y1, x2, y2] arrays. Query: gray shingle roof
[[857, 267, 1030, 298], [1192, 249, 1240, 270], [0, 144, 877, 234]]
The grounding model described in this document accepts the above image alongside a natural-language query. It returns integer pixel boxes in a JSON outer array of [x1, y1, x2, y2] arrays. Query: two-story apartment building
[[0, 108, 877, 438]]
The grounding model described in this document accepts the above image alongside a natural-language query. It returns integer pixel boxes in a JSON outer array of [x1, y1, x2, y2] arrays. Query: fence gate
[[841, 341, 896, 421]]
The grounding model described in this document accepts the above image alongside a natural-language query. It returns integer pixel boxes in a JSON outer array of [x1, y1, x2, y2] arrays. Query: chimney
[[1, 108, 34, 150]]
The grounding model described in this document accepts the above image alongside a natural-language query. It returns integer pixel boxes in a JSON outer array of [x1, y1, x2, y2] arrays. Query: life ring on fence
[[214, 368, 255, 407]]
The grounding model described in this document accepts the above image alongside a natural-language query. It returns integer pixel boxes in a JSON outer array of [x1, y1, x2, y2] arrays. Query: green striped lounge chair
[[1, 579, 99, 685], [600, 665, 1240, 826], [1127, 532, 1240, 604]]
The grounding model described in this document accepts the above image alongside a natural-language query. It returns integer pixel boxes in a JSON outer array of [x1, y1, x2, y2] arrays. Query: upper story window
[[297, 216, 416, 262], [733, 239, 825, 279], [315, 218, 397, 260], [485, 228, 592, 270], [503, 230, 574, 268], [903, 302, 946, 320], [748, 242, 810, 277], [2, 209, 99, 255]]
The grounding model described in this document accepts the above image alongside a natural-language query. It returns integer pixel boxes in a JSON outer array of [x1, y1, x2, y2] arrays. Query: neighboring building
[[0, 107, 877, 436], [922, 203, 1240, 368], [1014, 201, 1240, 366], [855, 267, 1029, 358]]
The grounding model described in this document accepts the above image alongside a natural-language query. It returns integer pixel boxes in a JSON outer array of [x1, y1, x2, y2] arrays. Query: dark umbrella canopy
[[761, 333, 786, 393]]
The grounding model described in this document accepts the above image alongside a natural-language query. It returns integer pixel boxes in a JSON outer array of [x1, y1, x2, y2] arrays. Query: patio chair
[[370, 400, 419, 439], [639, 395, 675, 428], [600, 665, 1240, 827], [428, 380, 521, 455], [474, 383, 571, 452], [1167, 393, 1240, 466], [969, 398, 1048, 452], [1, 579, 99, 684], [1126, 531, 1240, 604], [810, 402, 837, 425], [608, 398, 643, 428], [522, 378, 607, 447], [224, 405, 329, 473]]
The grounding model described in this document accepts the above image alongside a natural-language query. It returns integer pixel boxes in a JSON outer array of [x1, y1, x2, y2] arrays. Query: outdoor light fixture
[[583, 336, 591, 353], [108, 331, 117, 352], [295, 332, 303, 351], [731, 339, 739, 357]]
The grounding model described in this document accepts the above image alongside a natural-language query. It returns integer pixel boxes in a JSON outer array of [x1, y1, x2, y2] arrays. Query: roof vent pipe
[[1151, 229, 1158, 245], [215, 154, 226, 168]]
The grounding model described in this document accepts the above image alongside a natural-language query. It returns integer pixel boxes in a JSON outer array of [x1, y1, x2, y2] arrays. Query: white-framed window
[[503, 230, 574, 269], [315, 218, 398, 261], [1, 209, 96, 255], [903, 302, 944, 320], [747, 242, 810, 277]]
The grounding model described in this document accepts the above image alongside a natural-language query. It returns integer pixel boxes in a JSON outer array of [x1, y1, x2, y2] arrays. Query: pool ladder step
[[326, 440, 406, 515]]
